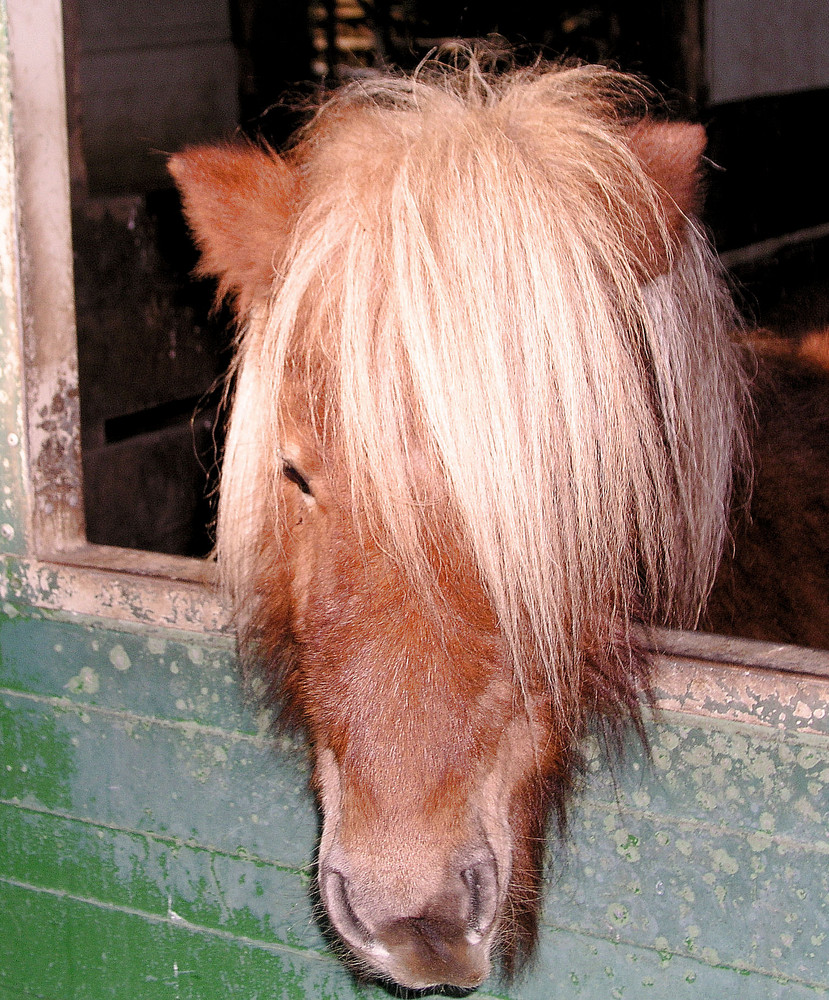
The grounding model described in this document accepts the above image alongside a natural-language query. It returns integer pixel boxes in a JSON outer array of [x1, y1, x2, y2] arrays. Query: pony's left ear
[[168, 143, 301, 313], [628, 120, 708, 274]]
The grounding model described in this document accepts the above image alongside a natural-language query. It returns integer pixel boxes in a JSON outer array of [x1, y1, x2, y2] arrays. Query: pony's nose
[[320, 852, 499, 989]]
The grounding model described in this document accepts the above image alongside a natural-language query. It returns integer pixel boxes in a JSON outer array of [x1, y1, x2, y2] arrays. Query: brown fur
[[707, 354, 829, 647], [752, 326, 829, 374], [167, 52, 820, 990], [168, 142, 301, 313], [627, 119, 707, 277]]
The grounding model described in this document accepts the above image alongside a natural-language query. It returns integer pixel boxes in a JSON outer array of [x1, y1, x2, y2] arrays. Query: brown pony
[[169, 53, 827, 990]]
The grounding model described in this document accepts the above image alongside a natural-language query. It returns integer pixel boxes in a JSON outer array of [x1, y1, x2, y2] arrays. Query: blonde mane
[[219, 55, 748, 705]]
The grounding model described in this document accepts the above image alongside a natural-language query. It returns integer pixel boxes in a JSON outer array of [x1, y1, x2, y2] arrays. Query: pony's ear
[[168, 143, 300, 312], [628, 120, 708, 275]]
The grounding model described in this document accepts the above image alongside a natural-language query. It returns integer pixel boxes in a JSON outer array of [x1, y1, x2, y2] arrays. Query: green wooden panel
[[0, 613, 316, 863], [2, 601, 828, 998], [0, 806, 320, 951], [512, 925, 826, 1000], [0, 603, 242, 728], [0, 879, 377, 1000]]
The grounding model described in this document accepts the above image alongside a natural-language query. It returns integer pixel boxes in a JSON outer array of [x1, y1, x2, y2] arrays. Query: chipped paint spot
[[109, 644, 131, 671], [659, 730, 680, 750], [695, 789, 718, 811], [797, 747, 822, 770], [747, 831, 773, 852], [710, 848, 739, 875], [615, 831, 641, 863], [793, 797, 822, 823], [759, 811, 776, 831], [632, 788, 651, 808], [65, 667, 100, 695]]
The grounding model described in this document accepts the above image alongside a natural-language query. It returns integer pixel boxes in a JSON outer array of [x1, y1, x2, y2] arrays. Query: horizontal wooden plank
[[0, 879, 383, 1000], [2, 693, 827, 990], [545, 799, 829, 987], [0, 694, 315, 868], [45, 543, 218, 585], [1, 875, 821, 1000], [0, 603, 241, 728], [655, 627, 829, 680], [581, 714, 829, 844], [1, 556, 229, 634], [509, 922, 827, 1000], [6, 788, 823, 990], [4, 678, 826, 859], [0, 805, 322, 952]]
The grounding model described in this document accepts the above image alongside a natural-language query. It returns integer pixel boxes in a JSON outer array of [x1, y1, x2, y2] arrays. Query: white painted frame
[[2, 0, 223, 632]]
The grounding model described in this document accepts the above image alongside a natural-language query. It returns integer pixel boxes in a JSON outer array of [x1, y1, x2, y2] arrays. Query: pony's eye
[[282, 461, 313, 497]]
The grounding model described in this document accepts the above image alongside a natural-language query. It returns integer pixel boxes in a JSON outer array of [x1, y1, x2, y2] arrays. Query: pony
[[168, 52, 827, 990]]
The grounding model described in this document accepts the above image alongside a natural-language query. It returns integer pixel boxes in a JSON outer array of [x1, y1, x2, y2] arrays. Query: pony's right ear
[[168, 143, 301, 312], [627, 119, 707, 277]]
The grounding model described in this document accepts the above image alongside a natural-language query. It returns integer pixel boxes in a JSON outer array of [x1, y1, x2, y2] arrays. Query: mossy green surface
[[2, 603, 827, 998]]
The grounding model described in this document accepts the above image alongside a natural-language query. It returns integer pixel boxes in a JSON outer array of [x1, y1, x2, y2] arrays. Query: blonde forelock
[[218, 54, 747, 707]]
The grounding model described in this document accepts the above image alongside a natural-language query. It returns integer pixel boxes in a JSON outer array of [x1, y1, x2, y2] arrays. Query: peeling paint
[[28, 371, 83, 538], [109, 644, 131, 672], [65, 666, 100, 695], [1, 554, 230, 635], [653, 654, 829, 737]]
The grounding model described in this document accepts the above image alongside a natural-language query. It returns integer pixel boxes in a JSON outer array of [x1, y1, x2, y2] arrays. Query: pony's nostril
[[461, 853, 498, 938], [322, 869, 379, 953]]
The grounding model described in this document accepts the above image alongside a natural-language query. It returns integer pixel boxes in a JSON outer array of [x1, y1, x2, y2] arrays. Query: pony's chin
[[350, 936, 493, 992]]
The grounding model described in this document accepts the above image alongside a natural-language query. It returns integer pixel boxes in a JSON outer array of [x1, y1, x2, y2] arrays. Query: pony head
[[170, 53, 746, 990]]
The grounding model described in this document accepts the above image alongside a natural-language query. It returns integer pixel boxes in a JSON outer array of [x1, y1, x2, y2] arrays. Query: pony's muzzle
[[319, 849, 500, 989]]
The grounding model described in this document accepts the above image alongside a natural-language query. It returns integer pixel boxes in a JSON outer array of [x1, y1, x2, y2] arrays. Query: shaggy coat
[[169, 53, 825, 990]]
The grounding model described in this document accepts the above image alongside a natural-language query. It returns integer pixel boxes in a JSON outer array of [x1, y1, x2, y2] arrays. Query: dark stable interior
[[67, 1, 829, 559]]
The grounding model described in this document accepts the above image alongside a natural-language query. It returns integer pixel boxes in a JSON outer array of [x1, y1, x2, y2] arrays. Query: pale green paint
[[2, 602, 828, 998]]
